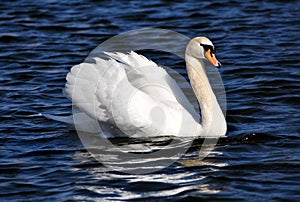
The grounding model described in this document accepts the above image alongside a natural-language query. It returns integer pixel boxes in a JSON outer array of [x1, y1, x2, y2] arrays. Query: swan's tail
[[43, 113, 74, 125], [42, 112, 102, 134]]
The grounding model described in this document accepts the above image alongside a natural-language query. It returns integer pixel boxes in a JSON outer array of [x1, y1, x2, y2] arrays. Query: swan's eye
[[200, 43, 215, 54]]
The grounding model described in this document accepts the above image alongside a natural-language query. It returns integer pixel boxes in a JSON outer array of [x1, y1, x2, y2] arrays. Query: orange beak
[[205, 49, 221, 67]]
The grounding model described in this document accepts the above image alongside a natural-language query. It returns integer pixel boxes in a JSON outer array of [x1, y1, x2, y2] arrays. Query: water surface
[[0, 0, 299, 201]]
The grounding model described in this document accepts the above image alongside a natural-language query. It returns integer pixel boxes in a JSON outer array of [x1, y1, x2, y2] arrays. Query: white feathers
[[64, 51, 198, 137]]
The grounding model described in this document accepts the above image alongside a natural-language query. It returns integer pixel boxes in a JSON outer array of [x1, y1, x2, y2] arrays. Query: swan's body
[[50, 37, 226, 137]]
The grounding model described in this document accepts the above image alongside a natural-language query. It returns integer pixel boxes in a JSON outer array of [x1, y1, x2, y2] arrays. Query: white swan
[[48, 37, 226, 137]]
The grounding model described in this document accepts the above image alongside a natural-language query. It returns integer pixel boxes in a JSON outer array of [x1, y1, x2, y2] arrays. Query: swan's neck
[[185, 54, 226, 136]]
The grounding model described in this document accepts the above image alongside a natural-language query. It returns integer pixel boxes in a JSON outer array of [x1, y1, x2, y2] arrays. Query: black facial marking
[[200, 43, 215, 54]]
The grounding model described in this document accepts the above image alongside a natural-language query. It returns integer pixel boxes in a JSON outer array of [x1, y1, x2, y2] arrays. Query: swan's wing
[[65, 59, 110, 122], [104, 51, 197, 118], [65, 55, 184, 136]]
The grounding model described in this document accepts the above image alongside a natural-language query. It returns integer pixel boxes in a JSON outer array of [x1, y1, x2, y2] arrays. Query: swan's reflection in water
[[71, 134, 227, 200]]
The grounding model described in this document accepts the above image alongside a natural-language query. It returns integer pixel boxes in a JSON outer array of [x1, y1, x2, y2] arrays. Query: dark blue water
[[1, 0, 300, 201]]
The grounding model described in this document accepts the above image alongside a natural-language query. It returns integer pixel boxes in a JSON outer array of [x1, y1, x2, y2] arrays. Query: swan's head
[[186, 37, 221, 67]]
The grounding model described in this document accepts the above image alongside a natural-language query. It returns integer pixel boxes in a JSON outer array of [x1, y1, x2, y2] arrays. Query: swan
[[47, 37, 227, 137]]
